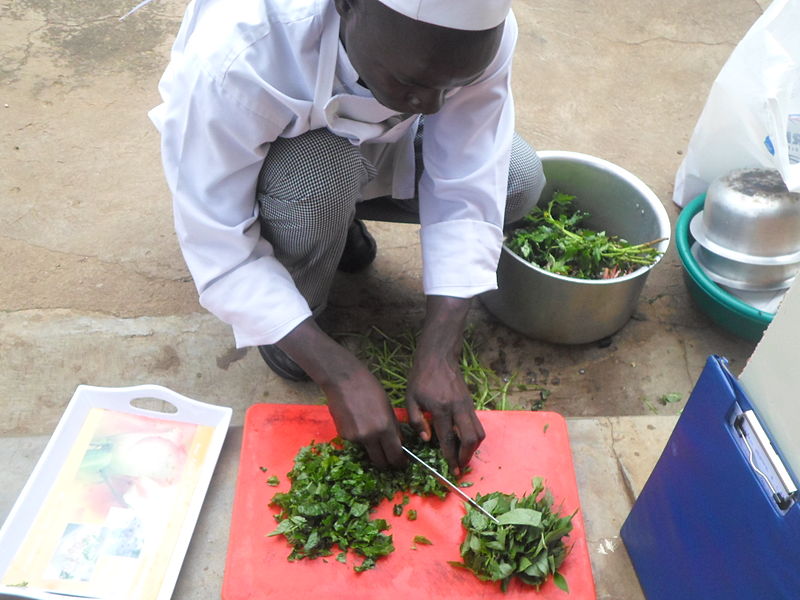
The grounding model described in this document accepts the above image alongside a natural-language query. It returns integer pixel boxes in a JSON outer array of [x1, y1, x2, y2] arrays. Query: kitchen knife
[[401, 445, 499, 524]]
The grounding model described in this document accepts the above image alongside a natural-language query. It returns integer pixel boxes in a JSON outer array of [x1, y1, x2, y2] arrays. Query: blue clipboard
[[621, 355, 800, 599]]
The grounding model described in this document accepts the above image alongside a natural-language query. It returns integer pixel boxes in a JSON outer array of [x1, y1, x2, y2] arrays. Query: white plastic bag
[[673, 0, 800, 206]]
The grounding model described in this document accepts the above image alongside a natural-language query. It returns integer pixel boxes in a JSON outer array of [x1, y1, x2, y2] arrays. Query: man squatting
[[151, 0, 546, 474]]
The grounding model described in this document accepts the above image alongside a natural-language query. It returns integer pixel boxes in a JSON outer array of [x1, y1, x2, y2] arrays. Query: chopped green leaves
[[660, 392, 682, 405], [268, 427, 454, 572], [266, 475, 280, 486], [452, 477, 574, 592], [507, 191, 663, 280], [413, 535, 433, 545], [267, 434, 575, 588], [644, 392, 684, 413]]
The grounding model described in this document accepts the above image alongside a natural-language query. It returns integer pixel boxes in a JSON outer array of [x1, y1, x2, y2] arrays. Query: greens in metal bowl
[[507, 191, 664, 280]]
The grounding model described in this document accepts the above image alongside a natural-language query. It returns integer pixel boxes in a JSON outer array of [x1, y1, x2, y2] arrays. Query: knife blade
[[401, 445, 499, 524]]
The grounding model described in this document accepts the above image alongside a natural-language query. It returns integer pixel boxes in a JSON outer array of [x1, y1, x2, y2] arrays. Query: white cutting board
[[740, 278, 800, 482]]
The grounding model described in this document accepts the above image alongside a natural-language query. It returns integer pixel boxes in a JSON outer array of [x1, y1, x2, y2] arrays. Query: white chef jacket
[[150, 0, 517, 348]]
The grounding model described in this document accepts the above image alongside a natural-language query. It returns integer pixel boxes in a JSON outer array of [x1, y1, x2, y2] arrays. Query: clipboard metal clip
[[733, 408, 798, 511]]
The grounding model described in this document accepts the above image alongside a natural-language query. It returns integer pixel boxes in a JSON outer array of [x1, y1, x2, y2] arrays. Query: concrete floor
[[0, 0, 772, 597], [1, 0, 767, 434]]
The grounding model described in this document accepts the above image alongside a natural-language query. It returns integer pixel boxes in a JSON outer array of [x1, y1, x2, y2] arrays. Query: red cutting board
[[223, 404, 596, 599]]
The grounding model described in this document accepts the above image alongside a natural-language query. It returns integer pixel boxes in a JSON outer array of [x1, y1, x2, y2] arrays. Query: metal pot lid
[[691, 242, 796, 291], [690, 211, 800, 266], [714, 167, 800, 203]]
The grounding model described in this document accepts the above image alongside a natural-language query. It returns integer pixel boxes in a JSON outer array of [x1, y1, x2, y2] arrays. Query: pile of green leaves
[[268, 426, 453, 572], [506, 191, 663, 280], [451, 477, 575, 593], [357, 327, 542, 411], [269, 438, 576, 589]]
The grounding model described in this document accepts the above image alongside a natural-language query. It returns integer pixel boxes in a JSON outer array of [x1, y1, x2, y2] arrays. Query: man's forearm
[[275, 317, 351, 385], [277, 319, 405, 469], [417, 295, 471, 361], [407, 294, 483, 472]]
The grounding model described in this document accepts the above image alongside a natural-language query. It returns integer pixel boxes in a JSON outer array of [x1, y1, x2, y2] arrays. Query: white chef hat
[[376, 0, 512, 31]]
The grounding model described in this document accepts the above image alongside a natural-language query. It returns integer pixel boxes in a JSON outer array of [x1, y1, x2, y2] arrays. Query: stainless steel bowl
[[699, 168, 800, 260], [480, 151, 671, 344], [691, 243, 798, 291]]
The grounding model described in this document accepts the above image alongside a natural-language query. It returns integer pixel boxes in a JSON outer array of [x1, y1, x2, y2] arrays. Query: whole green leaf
[[496, 562, 514, 579], [469, 510, 489, 531], [553, 571, 570, 593], [496, 508, 542, 527], [304, 530, 320, 551]]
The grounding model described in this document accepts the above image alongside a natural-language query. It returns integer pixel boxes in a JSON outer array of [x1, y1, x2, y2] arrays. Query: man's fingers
[[432, 412, 460, 475], [362, 438, 389, 470], [381, 430, 407, 469], [406, 398, 432, 441], [360, 417, 405, 470], [454, 407, 485, 468]]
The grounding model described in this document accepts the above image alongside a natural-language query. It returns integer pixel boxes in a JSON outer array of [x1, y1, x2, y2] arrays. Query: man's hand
[[276, 318, 405, 469], [406, 296, 485, 475], [322, 359, 405, 470]]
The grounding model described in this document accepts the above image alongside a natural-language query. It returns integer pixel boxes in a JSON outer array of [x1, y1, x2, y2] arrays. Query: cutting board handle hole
[[129, 397, 179, 414]]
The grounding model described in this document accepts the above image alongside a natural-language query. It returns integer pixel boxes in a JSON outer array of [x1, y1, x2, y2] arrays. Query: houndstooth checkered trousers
[[256, 126, 545, 311]]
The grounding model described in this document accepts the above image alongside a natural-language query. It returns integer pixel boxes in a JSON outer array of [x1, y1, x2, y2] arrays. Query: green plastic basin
[[676, 194, 773, 341]]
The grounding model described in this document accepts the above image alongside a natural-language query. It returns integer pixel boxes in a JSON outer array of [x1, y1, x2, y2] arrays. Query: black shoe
[[338, 219, 377, 273], [257, 344, 310, 382]]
